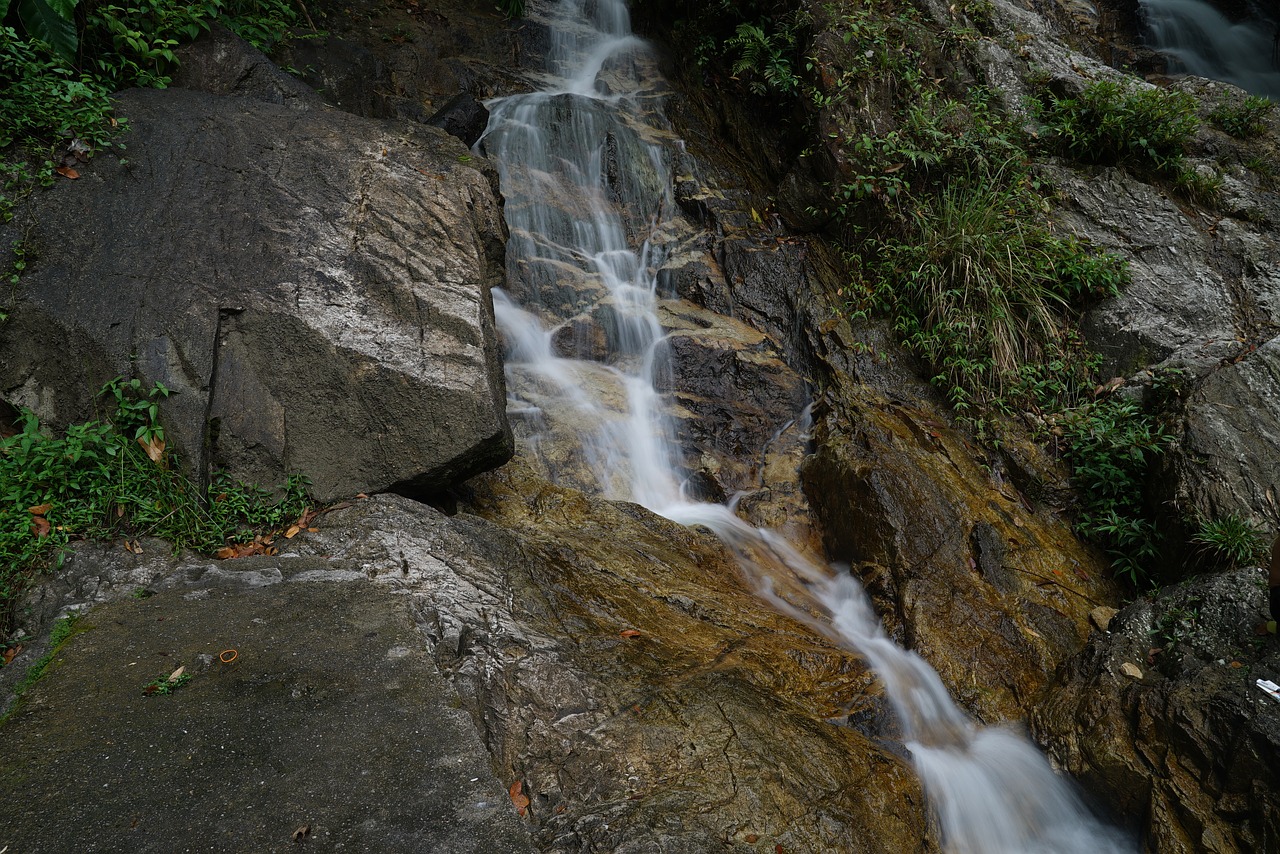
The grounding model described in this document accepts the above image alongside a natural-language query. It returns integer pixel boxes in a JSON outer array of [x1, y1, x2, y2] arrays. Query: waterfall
[[1139, 0, 1280, 99], [479, 1, 1133, 850]]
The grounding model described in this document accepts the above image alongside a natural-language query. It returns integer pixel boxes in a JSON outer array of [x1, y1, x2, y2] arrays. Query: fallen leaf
[[126, 539, 144, 554], [3, 644, 23, 665], [746, 834, 759, 843], [292, 824, 311, 842], [284, 525, 301, 539], [167, 665, 186, 682], [1230, 661, 1243, 668], [620, 629, 642, 638], [216, 547, 237, 560], [508, 780, 530, 815], [137, 435, 165, 463], [30, 516, 51, 538], [27, 503, 52, 515], [355, 493, 369, 500], [55, 166, 79, 179]]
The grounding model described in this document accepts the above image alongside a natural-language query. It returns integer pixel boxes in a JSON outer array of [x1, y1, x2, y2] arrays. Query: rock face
[[1032, 567, 1280, 853], [0, 552, 537, 853], [294, 487, 933, 853], [0, 82, 513, 501]]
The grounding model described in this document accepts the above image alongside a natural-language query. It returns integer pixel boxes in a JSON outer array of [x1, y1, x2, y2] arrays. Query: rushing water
[[1140, 0, 1280, 99], [480, 1, 1133, 850]]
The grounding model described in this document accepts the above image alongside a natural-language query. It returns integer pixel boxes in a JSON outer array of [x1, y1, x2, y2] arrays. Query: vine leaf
[[17, 0, 79, 64]]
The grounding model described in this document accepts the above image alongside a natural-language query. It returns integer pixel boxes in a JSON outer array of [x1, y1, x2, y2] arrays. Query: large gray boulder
[[1165, 335, 1280, 524], [0, 85, 513, 501]]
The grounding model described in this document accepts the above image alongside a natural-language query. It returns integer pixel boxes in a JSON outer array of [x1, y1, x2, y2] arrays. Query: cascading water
[[480, 1, 1133, 850], [1139, 0, 1280, 99]]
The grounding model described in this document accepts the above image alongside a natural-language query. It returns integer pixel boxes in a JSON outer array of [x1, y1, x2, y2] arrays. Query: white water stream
[[480, 1, 1133, 850], [1140, 0, 1280, 99]]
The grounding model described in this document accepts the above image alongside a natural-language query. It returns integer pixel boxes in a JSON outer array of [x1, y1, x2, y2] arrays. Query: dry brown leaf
[[291, 825, 311, 842], [127, 539, 144, 554], [27, 503, 52, 516], [619, 629, 642, 639], [30, 516, 51, 538], [508, 780, 530, 815], [216, 547, 237, 560], [167, 665, 185, 682], [137, 435, 165, 463], [284, 525, 301, 539], [3, 644, 23, 665], [355, 493, 369, 500], [55, 166, 79, 179]]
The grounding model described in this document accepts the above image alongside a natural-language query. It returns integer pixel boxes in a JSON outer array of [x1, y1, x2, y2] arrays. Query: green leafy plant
[[858, 160, 1126, 423], [495, 0, 524, 18], [1059, 396, 1173, 583], [1208, 94, 1275, 139], [1, 0, 79, 64], [143, 667, 192, 695], [1031, 80, 1199, 172], [0, 378, 312, 635], [1190, 513, 1269, 569], [727, 20, 801, 96], [1152, 595, 1201, 657], [1, 612, 82, 721]]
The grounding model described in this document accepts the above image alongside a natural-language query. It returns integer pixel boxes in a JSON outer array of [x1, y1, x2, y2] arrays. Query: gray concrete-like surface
[[0, 577, 535, 853]]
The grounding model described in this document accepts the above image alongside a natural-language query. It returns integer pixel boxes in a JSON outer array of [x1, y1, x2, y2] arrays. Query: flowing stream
[[480, 1, 1133, 850], [1139, 0, 1280, 99]]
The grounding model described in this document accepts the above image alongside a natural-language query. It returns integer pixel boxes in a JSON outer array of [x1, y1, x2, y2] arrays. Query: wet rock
[[287, 481, 930, 852], [1090, 606, 1119, 632], [428, 92, 491, 146], [0, 87, 512, 501], [1047, 163, 1242, 374], [0, 565, 536, 853], [1034, 567, 1280, 853], [173, 23, 320, 109], [1164, 336, 1280, 525], [802, 384, 1119, 722]]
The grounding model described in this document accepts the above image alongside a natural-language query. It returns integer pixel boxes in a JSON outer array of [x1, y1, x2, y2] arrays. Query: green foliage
[[81, 0, 220, 89], [143, 670, 192, 694], [494, 0, 524, 19], [1059, 396, 1173, 583], [1191, 513, 1270, 570], [0, 378, 311, 634], [667, 0, 807, 99], [1, 0, 301, 159], [1152, 596, 1200, 656], [1029, 76, 1217, 213], [853, 149, 1127, 424], [1033, 80, 1198, 167], [7, 0, 79, 64], [727, 21, 800, 96], [2, 613, 82, 720], [1208, 94, 1275, 139], [0, 26, 117, 150]]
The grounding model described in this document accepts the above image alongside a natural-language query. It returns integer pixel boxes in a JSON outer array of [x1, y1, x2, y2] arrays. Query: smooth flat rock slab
[[0, 578, 535, 853]]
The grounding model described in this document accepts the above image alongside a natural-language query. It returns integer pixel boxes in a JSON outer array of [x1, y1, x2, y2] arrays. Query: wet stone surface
[[0, 574, 534, 854]]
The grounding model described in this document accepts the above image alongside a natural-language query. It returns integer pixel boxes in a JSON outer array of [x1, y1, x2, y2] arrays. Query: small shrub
[[1033, 80, 1199, 172], [727, 21, 801, 96], [860, 162, 1127, 421], [1152, 596, 1201, 656], [0, 378, 311, 634], [1209, 95, 1275, 139], [1059, 396, 1173, 584], [1191, 513, 1270, 569]]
